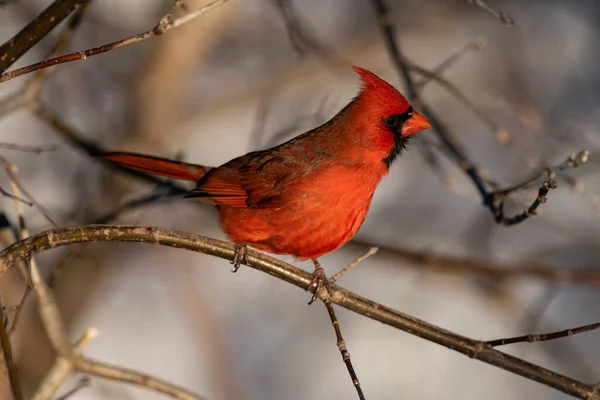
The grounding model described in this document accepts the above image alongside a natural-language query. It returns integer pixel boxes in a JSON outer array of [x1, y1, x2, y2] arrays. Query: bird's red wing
[[185, 151, 308, 209], [184, 155, 251, 207]]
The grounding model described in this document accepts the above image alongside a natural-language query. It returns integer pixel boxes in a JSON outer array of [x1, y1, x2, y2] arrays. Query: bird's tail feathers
[[100, 152, 208, 182]]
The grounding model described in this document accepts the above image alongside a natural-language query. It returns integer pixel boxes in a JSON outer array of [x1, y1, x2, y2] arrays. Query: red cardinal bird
[[101, 67, 430, 273]]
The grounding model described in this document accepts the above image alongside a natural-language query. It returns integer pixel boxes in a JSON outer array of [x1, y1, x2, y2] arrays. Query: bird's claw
[[307, 263, 332, 305], [231, 243, 247, 273]]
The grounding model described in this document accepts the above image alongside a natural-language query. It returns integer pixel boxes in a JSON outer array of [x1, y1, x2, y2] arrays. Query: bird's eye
[[385, 116, 398, 128]]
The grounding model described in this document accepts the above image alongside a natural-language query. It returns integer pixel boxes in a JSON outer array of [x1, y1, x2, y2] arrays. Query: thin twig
[[331, 247, 378, 282], [273, 0, 330, 56], [32, 102, 189, 194], [7, 264, 32, 336], [0, 157, 59, 227], [492, 150, 590, 196], [414, 39, 485, 90], [495, 179, 557, 226], [92, 189, 179, 224], [0, 143, 59, 153], [350, 240, 600, 286], [0, 225, 598, 399], [0, 293, 23, 400], [54, 376, 91, 400], [74, 357, 205, 400], [0, 185, 32, 206], [6, 163, 36, 337], [487, 322, 600, 348], [409, 62, 505, 144], [32, 329, 97, 400], [0, 0, 230, 83], [323, 300, 365, 399], [468, 0, 515, 26]]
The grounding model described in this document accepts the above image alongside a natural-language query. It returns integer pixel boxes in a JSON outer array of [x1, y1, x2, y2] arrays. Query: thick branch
[[0, 225, 598, 399]]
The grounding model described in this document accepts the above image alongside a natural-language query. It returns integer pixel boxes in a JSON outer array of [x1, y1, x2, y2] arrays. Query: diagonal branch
[[0, 0, 89, 73], [0, 0, 230, 83], [0, 225, 598, 400], [368, 0, 587, 226]]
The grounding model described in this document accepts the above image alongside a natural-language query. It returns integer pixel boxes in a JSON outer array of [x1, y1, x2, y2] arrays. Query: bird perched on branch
[[100, 66, 430, 295]]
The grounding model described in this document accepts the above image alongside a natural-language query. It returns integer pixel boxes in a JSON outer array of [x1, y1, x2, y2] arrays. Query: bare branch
[[350, 240, 600, 286], [0, 293, 23, 400], [331, 247, 378, 282], [369, 0, 587, 226], [7, 264, 32, 336], [0, 0, 93, 120], [32, 102, 189, 194], [468, 0, 515, 26], [0, 225, 598, 399], [54, 376, 91, 400], [0, 0, 89, 73], [32, 329, 97, 400], [0, 0, 230, 83], [0, 143, 59, 154], [0, 157, 59, 227], [28, 242, 206, 400], [414, 39, 485, 90], [323, 300, 364, 399], [487, 322, 600, 348]]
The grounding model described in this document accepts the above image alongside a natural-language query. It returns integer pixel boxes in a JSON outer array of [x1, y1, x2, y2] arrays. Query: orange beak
[[401, 111, 431, 137]]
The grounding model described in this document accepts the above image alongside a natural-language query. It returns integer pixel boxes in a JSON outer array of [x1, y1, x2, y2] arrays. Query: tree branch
[[0, 225, 598, 399], [0, 0, 88, 73], [467, 0, 515, 26], [351, 240, 600, 286], [369, 0, 587, 226], [0, 0, 230, 83], [27, 234, 206, 400], [487, 321, 600, 348]]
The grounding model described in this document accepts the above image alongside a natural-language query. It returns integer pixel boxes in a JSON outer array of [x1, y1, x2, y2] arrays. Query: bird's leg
[[231, 243, 247, 273], [307, 259, 333, 305]]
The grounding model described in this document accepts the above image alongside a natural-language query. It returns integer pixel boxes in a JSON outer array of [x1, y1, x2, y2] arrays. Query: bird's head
[[351, 66, 431, 167]]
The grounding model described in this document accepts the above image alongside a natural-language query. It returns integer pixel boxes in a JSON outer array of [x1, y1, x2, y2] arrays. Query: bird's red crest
[[352, 66, 411, 117]]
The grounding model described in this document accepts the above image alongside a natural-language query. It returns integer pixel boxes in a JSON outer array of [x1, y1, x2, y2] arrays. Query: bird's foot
[[231, 243, 247, 273], [307, 260, 333, 305]]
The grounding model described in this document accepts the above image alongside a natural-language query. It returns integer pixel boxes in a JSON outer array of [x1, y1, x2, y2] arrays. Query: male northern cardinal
[[101, 67, 430, 280]]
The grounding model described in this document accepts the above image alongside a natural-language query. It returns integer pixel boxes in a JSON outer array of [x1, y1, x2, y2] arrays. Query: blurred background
[[0, 0, 599, 399]]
